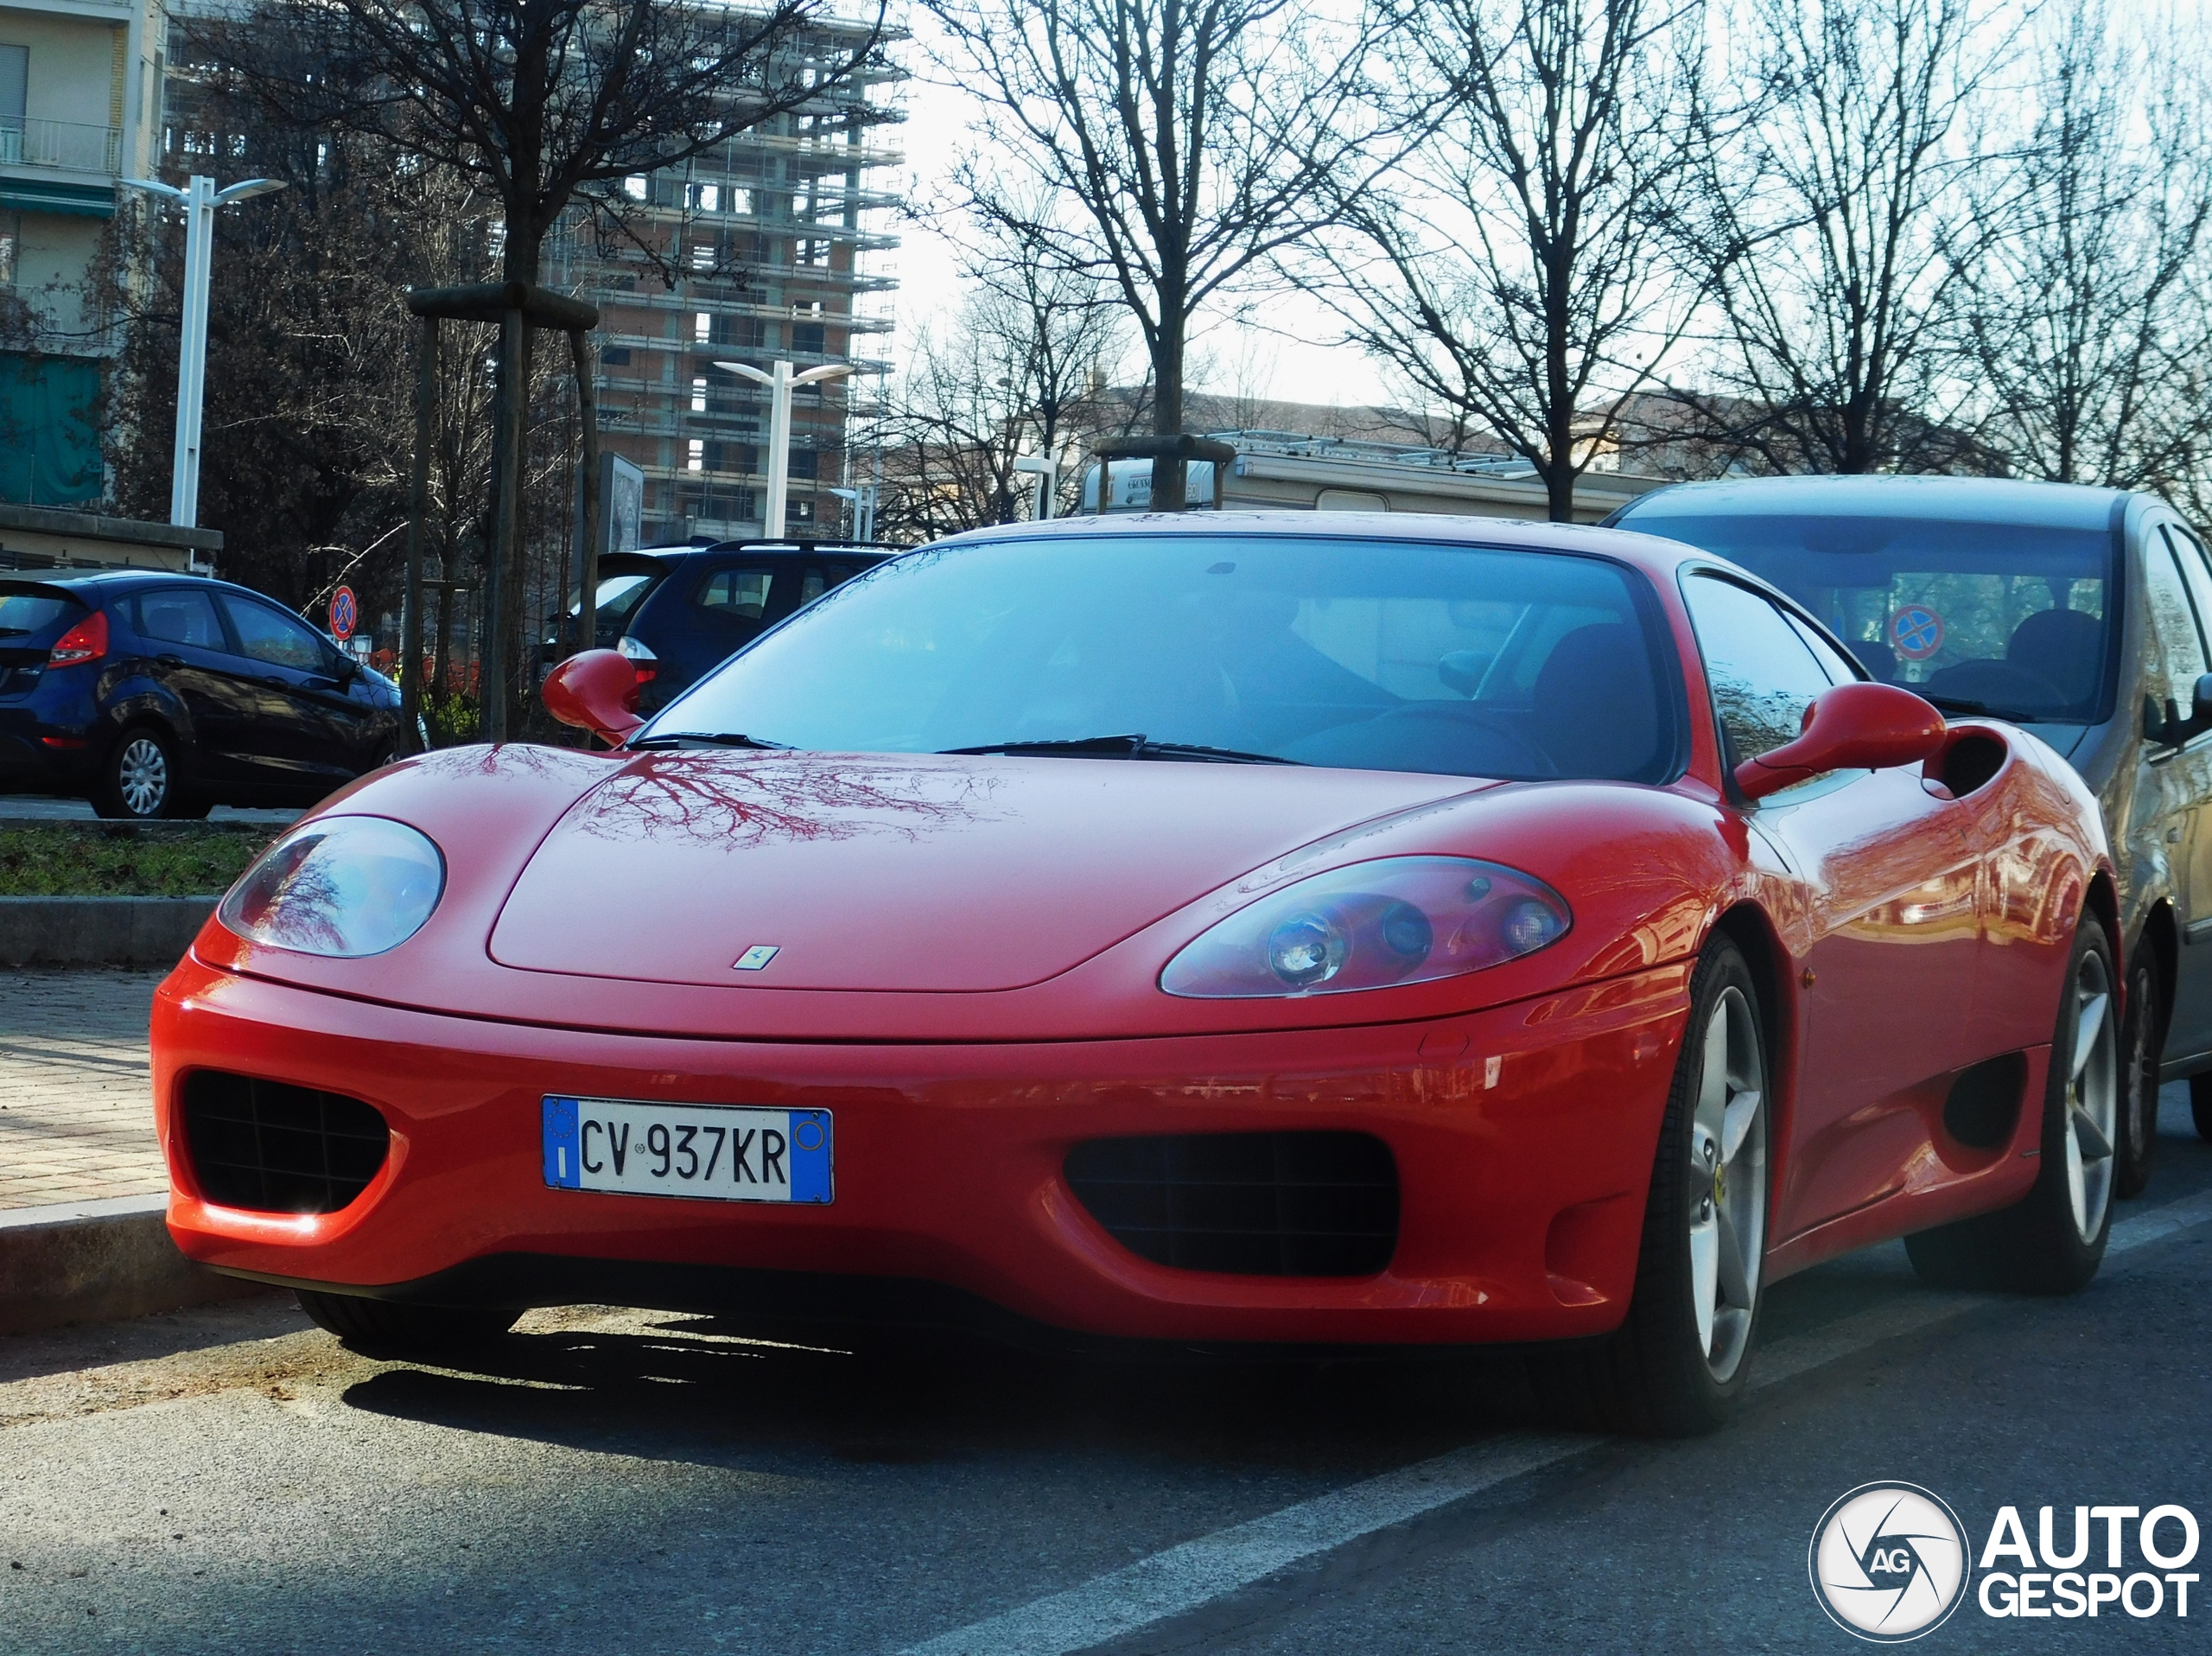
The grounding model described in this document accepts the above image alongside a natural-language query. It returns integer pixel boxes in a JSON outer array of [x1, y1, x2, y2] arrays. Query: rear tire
[[1905, 914, 2116, 1293], [2190, 1073, 2212, 1143], [2116, 950, 2162, 1198], [296, 1290, 518, 1359], [90, 726, 179, 820], [1533, 936, 1770, 1436]]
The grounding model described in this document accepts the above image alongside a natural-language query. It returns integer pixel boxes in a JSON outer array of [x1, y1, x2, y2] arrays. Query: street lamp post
[[1014, 449, 1074, 520], [827, 483, 877, 543], [715, 358, 853, 537], [120, 175, 285, 528]]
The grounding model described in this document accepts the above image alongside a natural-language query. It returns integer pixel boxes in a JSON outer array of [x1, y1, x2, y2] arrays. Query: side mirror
[[543, 648, 644, 744], [1735, 682, 1946, 800]]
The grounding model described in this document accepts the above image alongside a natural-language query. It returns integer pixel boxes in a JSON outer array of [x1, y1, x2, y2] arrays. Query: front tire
[[2116, 950, 2161, 1197], [1906, 914, 2117, 1293], [1536, 937, 1770, 1436], [296, 1290, 518, 1360], [91, 727, 179, 820]]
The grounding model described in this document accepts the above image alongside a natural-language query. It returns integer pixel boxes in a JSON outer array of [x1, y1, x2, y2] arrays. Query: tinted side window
[[1783, 612, 1860, 686], [136, 589, 224, 649], [694, 566, 773, 621], [219, 596, 327, 671], [2162, 526, 2212, 657], [1683, 574, 1836, 763], [2142, 540, 2209, 723]]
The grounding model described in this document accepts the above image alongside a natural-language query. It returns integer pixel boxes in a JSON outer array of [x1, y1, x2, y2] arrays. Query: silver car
[[1611, 475, 2212, 1197]]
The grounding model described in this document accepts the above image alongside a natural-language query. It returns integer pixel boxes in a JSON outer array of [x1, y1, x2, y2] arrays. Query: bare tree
[[103, 76, 501, 620], [925, 0, 1380, 508], [1680, 0, 2008, 475], [200, 0, 882, 289], [874, 239, 1124, 541], [1306, 0, 1707, 520], [194, 0, 885, 729], [1962, 2, 2212, 500]]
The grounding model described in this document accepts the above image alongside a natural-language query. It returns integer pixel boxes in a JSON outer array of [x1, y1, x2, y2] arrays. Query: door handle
[[156, 653, 183, 667]]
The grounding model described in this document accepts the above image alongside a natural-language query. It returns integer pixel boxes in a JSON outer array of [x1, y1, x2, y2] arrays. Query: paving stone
[[0, 970, 170, 1211]]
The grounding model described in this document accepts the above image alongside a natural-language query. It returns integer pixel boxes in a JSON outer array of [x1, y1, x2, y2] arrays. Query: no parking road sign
[[330, 585, 358, 642], [1891, 603, 1944, 660]]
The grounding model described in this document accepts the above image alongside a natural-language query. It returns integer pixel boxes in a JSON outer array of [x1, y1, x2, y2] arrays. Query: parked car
[[157, 513, 2116, 1435], [538, 539, 888, 713], [0, 570, 400, 819], [1609, 475, 2212, 1176]]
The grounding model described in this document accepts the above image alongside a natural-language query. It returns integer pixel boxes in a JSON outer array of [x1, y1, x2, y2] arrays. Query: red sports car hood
[[486, 751, 1486, 992]]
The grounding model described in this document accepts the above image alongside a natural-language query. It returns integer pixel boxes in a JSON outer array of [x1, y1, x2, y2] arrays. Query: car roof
[[923, 509, 1715, 584], [0, 569, 175, 594], [629, 540, 892, 564], [1615, 474, 2133, 531]]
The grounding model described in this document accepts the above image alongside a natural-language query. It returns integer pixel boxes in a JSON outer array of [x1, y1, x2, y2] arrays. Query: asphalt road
[[4, 1096, 2209, 1655]]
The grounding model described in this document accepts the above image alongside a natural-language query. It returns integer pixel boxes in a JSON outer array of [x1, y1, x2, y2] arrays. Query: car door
[[129, 585, 252, 785], [213, 593, 365, 792], [2145, 523, 2212, 1055], [1681, 571, 1985, 1242]]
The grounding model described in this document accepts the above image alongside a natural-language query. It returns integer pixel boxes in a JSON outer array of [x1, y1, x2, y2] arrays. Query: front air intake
[[1064, 1131, 1399, 1277], [181, 1072, 391, 1214]]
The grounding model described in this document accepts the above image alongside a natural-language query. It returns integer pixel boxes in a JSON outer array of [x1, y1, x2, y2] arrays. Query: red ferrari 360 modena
[[151, 515, 2121, 1434]]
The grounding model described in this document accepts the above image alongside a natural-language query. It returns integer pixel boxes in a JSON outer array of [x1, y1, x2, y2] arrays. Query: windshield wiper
[[1921, 693, 2047, 723], [940, 733, 1303, 765], [626, 731, 793, 751]]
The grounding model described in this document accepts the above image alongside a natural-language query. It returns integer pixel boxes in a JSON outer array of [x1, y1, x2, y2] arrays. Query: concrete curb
[[0, 1194, 263, 1335], [0, 896, 215, 968]]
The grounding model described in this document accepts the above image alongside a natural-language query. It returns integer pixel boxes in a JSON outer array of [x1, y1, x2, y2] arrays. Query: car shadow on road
[[337, 1315, 1548, 1479]]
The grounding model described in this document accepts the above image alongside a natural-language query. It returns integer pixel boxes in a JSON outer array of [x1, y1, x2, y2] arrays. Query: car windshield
[[1627, 510, 2119, 723], [646, 534, 1681, 782]]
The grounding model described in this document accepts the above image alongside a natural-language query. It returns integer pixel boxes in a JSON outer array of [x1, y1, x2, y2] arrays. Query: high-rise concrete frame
[[555, 10, 904, 546]]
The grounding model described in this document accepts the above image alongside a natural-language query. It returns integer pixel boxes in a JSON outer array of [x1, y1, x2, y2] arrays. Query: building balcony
[[0, 118, 122, 177]]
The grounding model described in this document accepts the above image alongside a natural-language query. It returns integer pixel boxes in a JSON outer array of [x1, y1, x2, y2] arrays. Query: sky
[[880, 26, 1402, 414]]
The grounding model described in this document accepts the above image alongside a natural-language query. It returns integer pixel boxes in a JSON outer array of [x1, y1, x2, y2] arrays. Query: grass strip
[[0, 823, 279, 897]]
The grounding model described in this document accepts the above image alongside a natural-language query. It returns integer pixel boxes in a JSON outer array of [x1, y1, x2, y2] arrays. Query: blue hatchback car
[[542, 540, 888, 713], [0, 570, 400, 818]]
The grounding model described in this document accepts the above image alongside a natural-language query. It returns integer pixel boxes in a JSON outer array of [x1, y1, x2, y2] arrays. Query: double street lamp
[[120, 175, 286, 529], [715, 357, 853, 538]]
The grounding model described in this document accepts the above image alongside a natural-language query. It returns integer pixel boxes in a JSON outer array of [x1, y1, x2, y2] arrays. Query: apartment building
[[553, 11, 904, 545], [0, 0, 161, 504]]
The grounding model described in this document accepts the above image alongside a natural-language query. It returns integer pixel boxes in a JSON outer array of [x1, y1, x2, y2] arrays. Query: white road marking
[[899, 1432, 1595, 1656], [2108, 1183, 2212, 1255], [899, 1186, 2212, 1656]]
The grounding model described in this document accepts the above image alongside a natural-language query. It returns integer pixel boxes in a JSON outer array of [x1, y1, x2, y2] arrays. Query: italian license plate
[[541, 1096, 832, 1204]]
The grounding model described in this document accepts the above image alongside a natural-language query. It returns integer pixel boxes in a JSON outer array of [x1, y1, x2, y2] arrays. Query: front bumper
[[153, 954, 1693, 1347]]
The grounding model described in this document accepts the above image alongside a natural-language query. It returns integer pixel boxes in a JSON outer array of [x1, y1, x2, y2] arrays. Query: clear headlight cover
[[218, 816, 447, 959], [1160, 856, 1571, 999]]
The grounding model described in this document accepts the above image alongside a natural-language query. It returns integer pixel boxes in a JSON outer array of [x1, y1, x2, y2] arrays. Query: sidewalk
[[0, 970, 171, 1211]]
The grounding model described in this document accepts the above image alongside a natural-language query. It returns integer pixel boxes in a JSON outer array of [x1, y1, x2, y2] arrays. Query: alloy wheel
[[2065, 950, 2118, 1242], [1688, 984, 1764, 1383], [117, 736, 168, 817]]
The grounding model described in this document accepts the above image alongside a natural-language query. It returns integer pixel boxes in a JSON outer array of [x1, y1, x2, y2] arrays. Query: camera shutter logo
[[1809, 1483, 1972, 1642]]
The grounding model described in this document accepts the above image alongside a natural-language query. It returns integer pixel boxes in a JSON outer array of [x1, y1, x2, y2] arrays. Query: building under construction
[[551, 10, 905, 547]]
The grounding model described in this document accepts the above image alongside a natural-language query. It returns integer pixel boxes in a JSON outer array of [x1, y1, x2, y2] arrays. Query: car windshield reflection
[[642, 535, 1683, 783]]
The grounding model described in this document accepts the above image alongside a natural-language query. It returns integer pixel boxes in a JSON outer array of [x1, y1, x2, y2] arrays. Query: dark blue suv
[[0, 571, 400, 818], [542, 540, 888, 713]]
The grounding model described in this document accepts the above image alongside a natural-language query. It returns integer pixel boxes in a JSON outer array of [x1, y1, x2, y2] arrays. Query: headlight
[[219, 816, 446, 958], [1160, 856, 1570, 999]]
